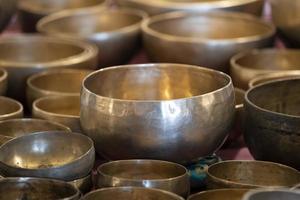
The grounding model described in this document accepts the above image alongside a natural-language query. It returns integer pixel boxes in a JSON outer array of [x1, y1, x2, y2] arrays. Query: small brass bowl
[[0, 96, 23, 121], [97, 159, 190, 197], [0, 131, 95, 181], [27, 69, 92, 107], [32, 95, 81, 132], [206, 160, 300, 189], [188, 189, 249, 200], [0, 177, 80, 200], [82, 187, 184, 200], [242, 189, 300, 200], [0, 68, 7, 96], [69, 174, 93, 194], [0, 118, 71, 146]]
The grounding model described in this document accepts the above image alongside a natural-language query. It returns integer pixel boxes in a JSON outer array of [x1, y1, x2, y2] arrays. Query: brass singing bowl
[[0, 0, 16, 32], [142, 11, 275, 72], [82, 187, 185, 200], [230, 49, 300, 89], [0, 68, 7, 96], [97, 160, 190, 197], [18, 0, 108, 33], [0, 97, 23, 121], [270, 0, 300, 46], [188, 189, 249, 200], [69, 174, 93, 195], [248, 71, 300, 88], [80, 63, 235, 164], [206, 160, 300, 189], [242, 189, 300, 200], [244, 78, 300, 170], [27, 69, 92, 108], [0, 35, 98, 103], [0, 177, 80, 200], [37, 8, 147, 67], [116, 0, 263, 16], [0, 131, 95, 181], [32, 95, 81, 132], [0, 118, 71, 146]]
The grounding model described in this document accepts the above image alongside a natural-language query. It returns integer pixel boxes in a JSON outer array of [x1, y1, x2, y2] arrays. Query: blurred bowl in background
[[244, 78, 300, 170], [0, 35, 98, 103], [230, 49, 300, 89], [0, 68, 7, 96], [18, 0, 108, 32], [0, 0, 16, 32], [142, 11, 275, 72], [188, 189, 249, 200], [32, 95, 81, 132], [0, 96, 23, 121], [27, 69, 92, 108], [37, 8, 147, 67], [115, 0, 263, 16]]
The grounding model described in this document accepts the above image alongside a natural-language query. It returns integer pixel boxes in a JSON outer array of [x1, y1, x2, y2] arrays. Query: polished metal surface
[[0, 96, 23, 121], [0, 0, 16, 32], [116, 0, 263, 16], [0, 35, 98, 103], [188, 189, 249, 200], [270, 0, 300, 45], [230, 49, 300, 89], [142, 11, 275, 72], [0, 131, 95, 181], [82, 187, 185, 200], [0, 68, 7, 96], [81, 63, 235, 163], [242, 189, 300, 200], [97, 160, 190, 197], [0, 118, 71, 146], [27, 69, 92, 107], [32, 95, 81, 132], [0, 177, 80, 200], [38, 8, 147, 67], [206, 160, 300, 189], [69, 174, 93, 194], [19, 0, 107, 32], [244, 79, 300, 170]]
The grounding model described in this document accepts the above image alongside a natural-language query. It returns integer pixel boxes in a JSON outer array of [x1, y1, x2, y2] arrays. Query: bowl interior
[[99, 160, 186, 180], [208, 161, 300, 187], [84, 65, 229, 100], [0, 98, 21, 116], [235, 50, 300, 70], [0, 69, 5, 78], [40, 10, 144, 36], [148, 13, 271, 40], [247, 79, 300, 117], [245, 190, 300, 200], [189, 189, 249, 200], [0, 132, 91, 169]]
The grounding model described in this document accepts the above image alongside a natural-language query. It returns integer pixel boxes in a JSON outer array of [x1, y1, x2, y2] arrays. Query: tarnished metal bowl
[[0, 35, 98, 103], [142, 11, 275, 72], [244, 78, 300, 170], [81, 63, 235, 164], [37, 8, 147, 67], [0, 68, 7, 96], [18, 0, 108, 33], [206, 160, 300, 189], [27, 69, 92, 107], [0, 118, 71, 146], [0, 131, 95, 181], [82, 187, 184, 200], [242, 189, 300, 200], [97, 159, 190, 197], [0, 177, 80, 200], [0, 0, 16, 32], [230, 49, 300, 89], [188, 189, 249, 200], [33, 95, 81, 132], [0, 96, 23, 121], [69, 174, 93, 194], [116, 0, 263, 16]]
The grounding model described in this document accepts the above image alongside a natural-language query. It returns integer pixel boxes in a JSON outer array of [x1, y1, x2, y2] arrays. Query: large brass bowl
[[0, 131, 95, 181], [142, 11, 275, 72], [0, 68, 7, 96], [0, 35, 98, 103], [116, 0, 263, 16], [0, 97, 23, 121], [188, 189, 249, 200], [80, 63, 235, 164]]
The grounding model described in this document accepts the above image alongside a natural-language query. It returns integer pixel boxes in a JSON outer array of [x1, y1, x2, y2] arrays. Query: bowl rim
[[0, 34, 98, 68], [0, 96, 23, 119], [0, 68, 7, 83], [241, 189, 300, 200], [245, 78, 300, 119], [207, 160, 300, 188], [142, 11, 275, 44], [187, 188, 250, 200], [0, 131, 94, 171], [97, 159, 189, 182], [37, 8, 148, 38], [82, 63, 233, 103]]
